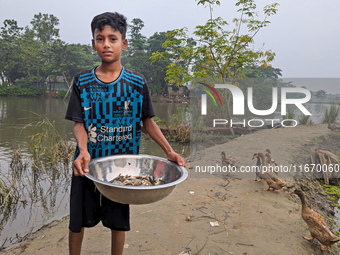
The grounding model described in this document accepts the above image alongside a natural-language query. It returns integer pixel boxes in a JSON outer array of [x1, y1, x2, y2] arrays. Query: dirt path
[[3, 124, 339, 255]]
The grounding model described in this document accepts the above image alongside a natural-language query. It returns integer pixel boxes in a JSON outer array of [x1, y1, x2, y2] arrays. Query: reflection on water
[[0, 97, 187, 247]]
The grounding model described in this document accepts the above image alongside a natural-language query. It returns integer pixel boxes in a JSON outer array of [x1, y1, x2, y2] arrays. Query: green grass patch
[[324, 184, 340, 198]]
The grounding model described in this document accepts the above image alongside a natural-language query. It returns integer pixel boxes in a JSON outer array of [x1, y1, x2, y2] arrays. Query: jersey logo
[[124, 100, 130, 115], [84, 106, 91, 111]]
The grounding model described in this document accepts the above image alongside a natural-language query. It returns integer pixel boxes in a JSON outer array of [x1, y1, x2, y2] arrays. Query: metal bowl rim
[[85, 154, 188, 190]]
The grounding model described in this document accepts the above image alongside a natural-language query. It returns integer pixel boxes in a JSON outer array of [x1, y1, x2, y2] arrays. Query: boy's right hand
[[73, 151, 91, 176]]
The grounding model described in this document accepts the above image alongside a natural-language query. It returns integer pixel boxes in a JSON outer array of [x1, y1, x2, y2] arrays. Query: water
[[0, 97, 186, 247]]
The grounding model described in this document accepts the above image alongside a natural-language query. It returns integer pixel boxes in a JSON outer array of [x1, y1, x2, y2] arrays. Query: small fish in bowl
[[110, 174, 166, 186]]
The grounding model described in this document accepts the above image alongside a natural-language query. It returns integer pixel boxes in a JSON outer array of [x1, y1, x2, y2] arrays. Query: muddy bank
[[2, 124, 340, 255]]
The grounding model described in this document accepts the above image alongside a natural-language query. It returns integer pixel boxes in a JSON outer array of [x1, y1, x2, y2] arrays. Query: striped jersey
[[65, 67, 155, 159]]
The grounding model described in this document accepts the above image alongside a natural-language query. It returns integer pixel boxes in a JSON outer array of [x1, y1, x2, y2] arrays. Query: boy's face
[[92, 25, 127, 64]]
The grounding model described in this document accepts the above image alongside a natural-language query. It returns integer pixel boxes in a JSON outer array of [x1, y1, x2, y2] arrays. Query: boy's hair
[[91, 12, 128, 39]]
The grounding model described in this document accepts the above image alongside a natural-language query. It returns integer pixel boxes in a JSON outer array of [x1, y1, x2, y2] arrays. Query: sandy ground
[[2, 123, 340, 255]]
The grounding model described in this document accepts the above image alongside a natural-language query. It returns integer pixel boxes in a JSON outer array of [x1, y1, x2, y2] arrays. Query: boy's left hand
[[167, 151, 185, 167]]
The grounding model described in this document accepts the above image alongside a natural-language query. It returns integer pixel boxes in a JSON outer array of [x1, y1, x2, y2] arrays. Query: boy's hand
[[167, 151, 185, 167], [73, 151, 91, 176]]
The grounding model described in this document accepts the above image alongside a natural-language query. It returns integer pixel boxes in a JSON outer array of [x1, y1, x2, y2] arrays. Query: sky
[[1, 0, 339, 92]]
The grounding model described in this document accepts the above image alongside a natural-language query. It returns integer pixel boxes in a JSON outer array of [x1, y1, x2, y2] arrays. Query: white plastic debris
[[210, 221, 219, 227], [188, 190, 194, 195], [124, 244, 129, 248], [179, 251, 191, 255]]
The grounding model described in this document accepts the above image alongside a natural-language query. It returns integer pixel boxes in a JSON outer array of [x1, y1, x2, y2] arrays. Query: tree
[[61, 43, 101, 81], [17, 29, 45, 84], [30, 13, 60, 44], [128, 18, 147, 52], [123, 19, 171, 95], [315, 90, 327, 99], [243, 65, 282, 79], [152, 0, 279, 131], [0, 19, 23, 42], [0, 14, 101, 89], [0, 19, 24, 84], [123, 18, 149, 74], [147, 32, 171, 94]]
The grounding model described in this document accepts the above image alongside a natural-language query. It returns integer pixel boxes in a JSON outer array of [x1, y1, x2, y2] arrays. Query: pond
[[0, 97, 188, 247]]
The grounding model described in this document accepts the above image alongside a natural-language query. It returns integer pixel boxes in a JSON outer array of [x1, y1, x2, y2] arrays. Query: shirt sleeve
[[65, 73, 84, 123], [141, 77, 155, 120]]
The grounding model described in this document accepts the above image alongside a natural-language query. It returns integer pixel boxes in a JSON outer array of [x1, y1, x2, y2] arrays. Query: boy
[[65, 12, 185, 255]]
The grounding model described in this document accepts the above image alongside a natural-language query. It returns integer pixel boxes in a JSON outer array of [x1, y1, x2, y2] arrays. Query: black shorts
[[69, 174, 130, 233]]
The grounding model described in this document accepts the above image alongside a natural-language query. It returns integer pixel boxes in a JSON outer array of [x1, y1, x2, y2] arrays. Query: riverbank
[[2, 123, 340, 255]]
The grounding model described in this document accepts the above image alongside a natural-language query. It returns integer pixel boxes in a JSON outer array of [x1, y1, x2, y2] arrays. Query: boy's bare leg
[[69, 228, 84, 255], [111, 230, 125, 255]]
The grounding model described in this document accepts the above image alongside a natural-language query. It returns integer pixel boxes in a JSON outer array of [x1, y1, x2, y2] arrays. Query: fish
[[110, 174, 165, 186]]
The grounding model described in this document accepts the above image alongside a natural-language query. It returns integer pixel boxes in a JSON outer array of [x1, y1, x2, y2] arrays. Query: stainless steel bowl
[[85, 154, 188, 205]]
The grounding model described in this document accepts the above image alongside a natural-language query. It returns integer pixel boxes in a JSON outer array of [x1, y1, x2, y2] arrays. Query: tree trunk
[[222, 75, 235, 137]]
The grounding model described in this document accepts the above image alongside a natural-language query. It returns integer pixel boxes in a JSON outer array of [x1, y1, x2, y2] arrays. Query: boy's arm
[[142, 117, 185, 166], [72, 122, 91, 176]]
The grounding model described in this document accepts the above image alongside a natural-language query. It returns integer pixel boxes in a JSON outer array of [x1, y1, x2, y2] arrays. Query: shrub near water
[[28, 115, 75, 170], [0, 84, 44, 97], [298, 114, 313, 125], [150, 107, 190, 143], [0, 112, 75, 209], [0, 175, 17, 207], [322, 104, 340, 124], [56, 90, 69, 99], [282, 108, 296, 126], [0, 145, 24, 209]]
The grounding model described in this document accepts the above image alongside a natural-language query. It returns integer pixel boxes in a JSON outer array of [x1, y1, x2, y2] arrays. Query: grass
[[0, 113, 75, 242], [0, 113, 75, 211], [282, 108, 296, 126], [21, 112, 75, 171], [324, 185, 340, 198], [322, 103, 340, 124], [298, 114, 313, 125], [151, 106, 191, 143], [0, 169, 20, 209]]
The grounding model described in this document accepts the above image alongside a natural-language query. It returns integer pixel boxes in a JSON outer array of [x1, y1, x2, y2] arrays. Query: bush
[[322, 104, 340, 124], [282, 108, 296, 126], [56, 90, 68, 99], [153, 116, 167, 126], [0, 84, 44, 97], [298, 115, 313, 125]]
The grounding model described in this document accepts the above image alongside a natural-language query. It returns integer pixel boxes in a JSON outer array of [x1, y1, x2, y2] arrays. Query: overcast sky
[[1, 0, 339, 91]]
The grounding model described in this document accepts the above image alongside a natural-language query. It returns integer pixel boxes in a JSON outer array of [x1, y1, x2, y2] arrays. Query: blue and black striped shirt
[[65, 67, 155, 159]]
